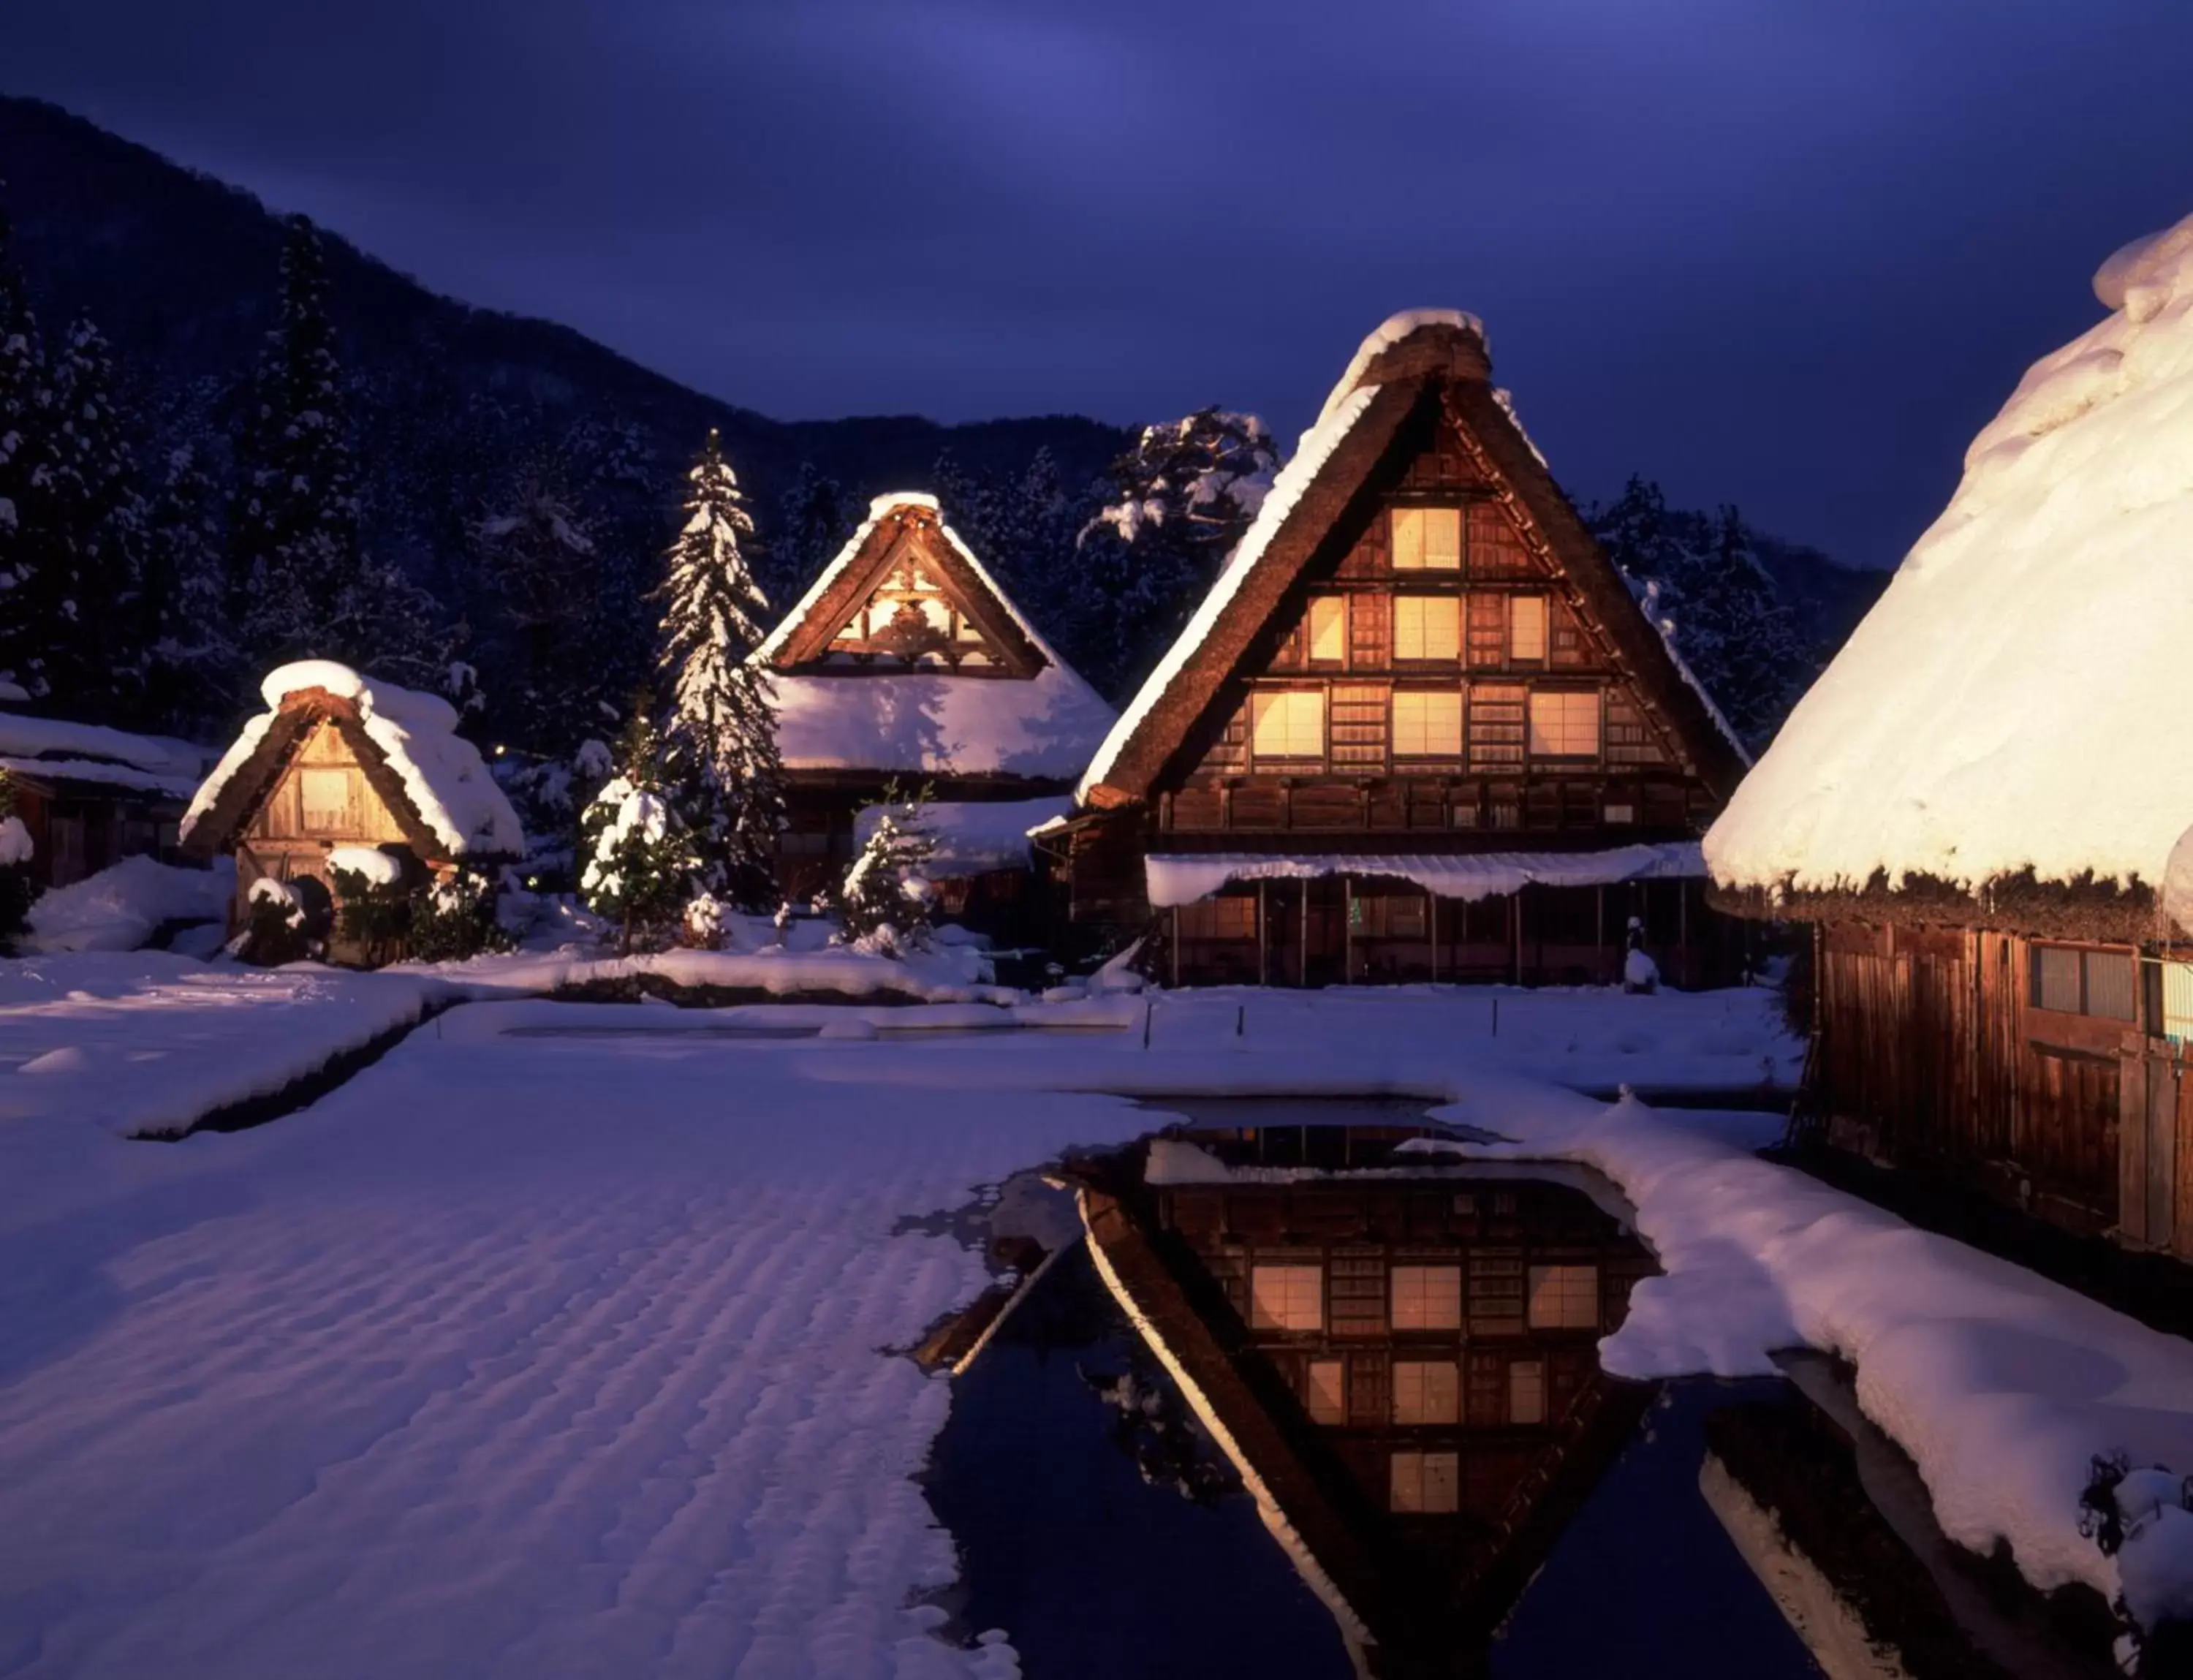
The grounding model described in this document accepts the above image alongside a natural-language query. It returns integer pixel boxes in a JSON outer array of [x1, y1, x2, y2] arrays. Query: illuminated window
[[1390, 1450, 1461, 1513], [1308, 597, 1347, 662], [1526, 1263, 1600, 1329], [299, 767, 352, 833], [1251, 1263, 1325, 1331], [1394, 596, 1461, 661], [1527, 691, 1600, 758], [1251, 689, 1325, 759], [1507, 1359, 1546, 1425], [1306, 1359, 1347, 1424], [1603, 801, 1635, 825], [1392, 1361, 1461, 1424], [1390, 1264, 1462, 1331], [1393, 507, 1463, 572], [1392, 692, 1463, 758], [1509, 595, 1548, 661]]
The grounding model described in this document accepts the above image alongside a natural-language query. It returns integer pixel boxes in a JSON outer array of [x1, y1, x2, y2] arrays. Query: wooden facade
[[1066, 317, 1749, 988], [1078, 1125, 1656, 1676], [4, 768, 187, 888], [761, 498, 1102, 938], [1800, 913, 2193, 1252]]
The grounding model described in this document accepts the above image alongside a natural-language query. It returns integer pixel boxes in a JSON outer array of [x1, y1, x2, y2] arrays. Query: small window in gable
[[299, 766, 355, 833], [1306, 1359, 1347, 1425], [1393, 692, 1463, 759], [1251, 1263, 1325, 1331], [1308, 597, 1347, 663], [1390, 1450, 1461, 1513], [1394, 597, 1461, 662], [1251, 689, 1325, 760], [1527, 691, 1600, 759], [1510, 595, 1548, 662], [1393, 507, 1462, 572]]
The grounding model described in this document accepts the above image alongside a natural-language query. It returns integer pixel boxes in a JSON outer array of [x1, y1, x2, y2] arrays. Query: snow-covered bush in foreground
[[0, 768, 37, 946], [578, 711, 695, 954], [238, 875, 317, 965], [823, 784, 936, 953], [406, 869, 512, 964]]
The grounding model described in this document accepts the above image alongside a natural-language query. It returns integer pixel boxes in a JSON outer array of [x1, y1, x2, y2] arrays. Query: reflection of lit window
[[300, 767, 352, 833], [1251, 689, 1325, 759], [1508, 1359, 1546, 1425], [1390, 1265, 1462, 1331], [1393, 507, 1462, 571], [1251, 1263, 1325, 1331], [1306, 1359, 1347, 1424], [1526, 1264, 1599, 1329], [1390, 1450, 1461, 1513], [1308, 597, 1347, 662], [1392, 1361, 1460, 1424], [1394, 596, 1460, 661]]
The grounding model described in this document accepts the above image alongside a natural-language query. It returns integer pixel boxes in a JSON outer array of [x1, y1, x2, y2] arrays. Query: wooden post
[[1596, 885, 1606, 985], [1258, 879, 1268, 986], [1300, 880, 1310, 989], [1513, 888, 1525, 986], [1170, 906, 1181, 991], [1427, 889, 1438, 985], [1344, 876, 1355, 984]]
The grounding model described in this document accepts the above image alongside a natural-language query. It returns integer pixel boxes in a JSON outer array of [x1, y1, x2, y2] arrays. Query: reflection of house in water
[[1075, 1123, 1659, 1678]]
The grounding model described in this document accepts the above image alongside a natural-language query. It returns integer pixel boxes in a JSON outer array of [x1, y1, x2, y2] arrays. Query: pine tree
[[1070, 409, 1277, 699], [140, 441, 240, 734], [773, 460, 850, 607], [40, 317, 146, 719], [578, 705, 694, 954], [825, 782, 936, 951], [656, 429, 784, 909], [232, 215, 363, 668], [0, 200, 53, 703], [472, 465, 605, 755]]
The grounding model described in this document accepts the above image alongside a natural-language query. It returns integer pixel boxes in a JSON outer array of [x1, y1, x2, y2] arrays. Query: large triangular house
[[1705, 213, 2193, 1253], [1062, 311, 1749, 988], [751, 491, 1115, 914], [182, 661, 523, 956]]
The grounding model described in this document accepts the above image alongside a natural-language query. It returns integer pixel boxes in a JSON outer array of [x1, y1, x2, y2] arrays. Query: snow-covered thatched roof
[[183, 661, 523, 861], [0, 712, 213, 800], [753, 492, 1115, 781], [1705, 211, 2193, 928]]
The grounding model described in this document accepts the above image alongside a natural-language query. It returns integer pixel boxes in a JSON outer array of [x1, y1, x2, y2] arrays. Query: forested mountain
[[0, 94, 1877, 792]]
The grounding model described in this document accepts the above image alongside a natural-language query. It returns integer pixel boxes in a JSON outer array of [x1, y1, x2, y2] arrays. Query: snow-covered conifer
[[140, 442, 240, 733], [824, 783, 935, 952], [0, 205, 53, 703], [656, 428, 783, 910], [474, 468, 605, 755], [40, 317, 147, 718], [1072, 409, 1277, 699], [578, 708, 694, 953]]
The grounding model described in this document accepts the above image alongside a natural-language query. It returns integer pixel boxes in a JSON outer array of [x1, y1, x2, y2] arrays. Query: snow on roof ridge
[[1705, 207, 2193, 904], [1314, 308, 1488, 428], [186, 661, 523, 859]]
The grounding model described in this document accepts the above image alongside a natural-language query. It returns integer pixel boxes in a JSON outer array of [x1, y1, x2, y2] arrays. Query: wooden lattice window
[[1250, 1263, 1325, 1331], [1510, 595, 1549, 663], [1392, 506, 1463, 571], [1390, 1450, 1460, 1513], [1526, 1263, 1600, 1330], [1306, 597, 1347, 663], [1390, 1263, 1462, 1331], [1528, 689, 1600, 759], [1392, 690, 1462, 760], [1306, 1359, 1347, 1425], [1251, 689, 1325, 760], [299, 767, 355, 833], [1393, 596, 1461, 662], [1391, 1360, 1461, 1424], [1507, 1358, 1547, 1425]]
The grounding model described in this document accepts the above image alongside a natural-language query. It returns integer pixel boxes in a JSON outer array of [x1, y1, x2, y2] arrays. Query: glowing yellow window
[[1251, 1263, 1325, 1331], [1393, 507, 1461, 571], [299, 767, 353, 833], [1308, 597, 1347, 662], [1526, 691, 1600, 758], [1392, 1361, 1460, 1424], [1394, 595, 1461, 661], [1390, 1264, 1462, 1331], [1306, 1360, 1347, 1425], [1508, 1359, 1547, 1424], [1390, 1450, 1460, 1513], [1526, 1263, 1600, 1329], [1251, 689, 1325, 759], [1392, 692, 1463, 759], [1510, 594, 1549, 661]]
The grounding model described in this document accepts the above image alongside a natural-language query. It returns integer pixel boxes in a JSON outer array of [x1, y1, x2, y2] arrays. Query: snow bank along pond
[[926, 1105, 2117, 1680]]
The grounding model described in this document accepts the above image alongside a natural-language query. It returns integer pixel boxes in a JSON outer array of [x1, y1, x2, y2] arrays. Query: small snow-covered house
[[1705, 213, 2193, 1252], [181, 662, 523, 956], [0, 711, 213, 886], [1062, 312, 1750, 988], [751, 491, 1116, 920]]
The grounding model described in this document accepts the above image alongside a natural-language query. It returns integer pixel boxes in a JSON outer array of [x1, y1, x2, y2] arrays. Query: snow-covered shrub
[[0, 771, 38, 949], [824, 782, 936, 952], [238, 875, 317, 965], [1621, 916, 1659, 994], [329, 846, 417, 966], [579, 711, 695, 954], [681, 890, 727, 950], [409, 868, 513, 963]]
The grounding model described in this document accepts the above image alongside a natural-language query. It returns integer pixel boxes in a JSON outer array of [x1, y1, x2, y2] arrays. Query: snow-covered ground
[[5, 970, 2189, 1667]]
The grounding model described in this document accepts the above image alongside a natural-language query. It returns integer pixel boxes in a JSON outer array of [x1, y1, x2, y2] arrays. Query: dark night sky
[[10, 1, 2193, 564]]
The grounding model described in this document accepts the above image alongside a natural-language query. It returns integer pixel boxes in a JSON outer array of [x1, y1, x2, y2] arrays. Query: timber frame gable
[[1081, 319, 1747, 812], [763, 494, 1046, 680]]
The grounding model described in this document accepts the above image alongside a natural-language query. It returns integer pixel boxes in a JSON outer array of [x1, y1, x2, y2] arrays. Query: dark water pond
[[928, 1118, 1825, 1680]]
